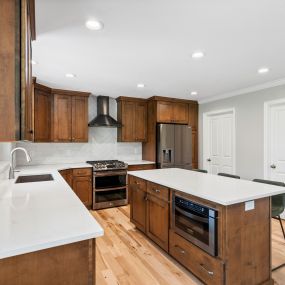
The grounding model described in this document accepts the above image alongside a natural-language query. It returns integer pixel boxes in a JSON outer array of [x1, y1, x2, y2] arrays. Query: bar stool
[[217, 173, 240, 179], [252, 178, 285, 272]]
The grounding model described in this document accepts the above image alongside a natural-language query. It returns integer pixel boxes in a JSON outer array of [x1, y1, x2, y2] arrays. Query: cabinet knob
[[207, 158, 211, 162], [144, 196, 148, 201], [270, 164, 276, 169]]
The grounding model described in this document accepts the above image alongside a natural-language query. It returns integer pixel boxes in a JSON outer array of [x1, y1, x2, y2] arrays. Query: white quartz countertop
[[0, 164, 103, 259], [129, 168, 285, 206]]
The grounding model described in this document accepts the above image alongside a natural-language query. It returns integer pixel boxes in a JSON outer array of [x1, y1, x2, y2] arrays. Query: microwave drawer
[[147, 181, 169, 201], [169, 230, 224, 285]]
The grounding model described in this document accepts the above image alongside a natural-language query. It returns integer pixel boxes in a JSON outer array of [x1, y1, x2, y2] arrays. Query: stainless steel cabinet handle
[[175, 245, 185, 254], [200, 264, 214, 275], [207, 158, 211, 162], [144, 196, 148, 201], [153, 189, 160, 193], [270, 164, 276, 169]]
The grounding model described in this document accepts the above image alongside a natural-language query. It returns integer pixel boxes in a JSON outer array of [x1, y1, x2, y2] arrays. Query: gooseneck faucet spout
[[9, 147, 32, 179]]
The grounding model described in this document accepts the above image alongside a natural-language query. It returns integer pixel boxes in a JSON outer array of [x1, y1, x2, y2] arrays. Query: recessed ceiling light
[[65, 73, 76, 78], [258, 67, 269, 74], [31, 60, 38, 65], [137, 83, 145, 88], [192, 51, 205, 59], [191, 91, 198, 96], [85, 20, 104, 31]]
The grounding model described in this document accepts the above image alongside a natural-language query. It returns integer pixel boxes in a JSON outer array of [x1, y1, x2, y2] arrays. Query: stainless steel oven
[[93, 170, 128, 210], [172, 193, 218, 256]]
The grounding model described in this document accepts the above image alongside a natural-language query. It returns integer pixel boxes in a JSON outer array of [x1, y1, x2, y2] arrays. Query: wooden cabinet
[[52, 91, 90, 143], [127, 164, 156, 171], [71, 96, 89, 142], [117, 97, 147, 142], [73, 176, 92, 207], [188, 103, 198, 130], [0, 0, 35, 141], [157, 101, 173, 123], [53, 94, 73, 142], [146, 182, 169, 251], [157, 101, 188, 124], [130, 176, 147, 232], [169, 230, 224, 285], [34, 82, 51, 142], [59, 168, 92, 208], [129, 176, 170, 250]]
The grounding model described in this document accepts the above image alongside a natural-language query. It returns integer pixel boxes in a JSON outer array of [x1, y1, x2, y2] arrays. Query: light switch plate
[[245, 200, 255, 211]]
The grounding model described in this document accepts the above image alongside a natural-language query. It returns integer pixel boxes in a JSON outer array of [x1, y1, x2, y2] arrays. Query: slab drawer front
[[73, 168, 92, 177], [169, 231, 224, 285], [147, 182, 169, 201], [130, 176, 147, 192]]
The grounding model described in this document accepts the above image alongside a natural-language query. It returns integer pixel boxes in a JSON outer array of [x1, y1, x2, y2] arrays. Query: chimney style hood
[[88, 96, 121, 127]]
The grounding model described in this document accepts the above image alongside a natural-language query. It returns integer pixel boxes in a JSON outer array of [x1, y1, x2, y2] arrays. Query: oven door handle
[[175, 206, 209, 223]]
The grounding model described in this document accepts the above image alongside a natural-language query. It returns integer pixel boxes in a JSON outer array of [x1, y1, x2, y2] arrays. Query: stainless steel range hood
[[88, 96, 121, 127]]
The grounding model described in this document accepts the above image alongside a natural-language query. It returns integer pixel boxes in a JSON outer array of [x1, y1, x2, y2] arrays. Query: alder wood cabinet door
[[146, 194, 169, 251], [157, 101, 173, 123], [53, 94, 72, 142], [188, 103, 198, 130], [34, 84, 51, 142], [130, 177, 147, 232], [173, 103, 188, 124], [121, 101, 136, 141], [117, 97, 147, 142], [72, 96, 88, 142], [134, 102, 147, 141], [72, 176, 92, 207]]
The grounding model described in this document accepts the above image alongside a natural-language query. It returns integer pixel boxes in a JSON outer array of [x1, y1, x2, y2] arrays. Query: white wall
[[16, 96, 142, 165], [199, 84, 285, 180]]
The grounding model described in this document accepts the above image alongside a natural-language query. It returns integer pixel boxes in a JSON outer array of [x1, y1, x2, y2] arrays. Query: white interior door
[[265, 99, 285, 218], [266, 102, 285, 182], [203, 110, 235, 175]]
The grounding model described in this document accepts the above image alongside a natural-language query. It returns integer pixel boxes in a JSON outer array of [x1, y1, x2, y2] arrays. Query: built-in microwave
[[172, 193, 218, 256]]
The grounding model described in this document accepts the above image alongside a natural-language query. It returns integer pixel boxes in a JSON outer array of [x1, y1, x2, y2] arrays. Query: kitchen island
[[0, 164, 103, 285], [128, 168, 285, 285]]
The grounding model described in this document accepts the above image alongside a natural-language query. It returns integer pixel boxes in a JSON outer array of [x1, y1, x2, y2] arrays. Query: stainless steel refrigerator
[[157, 124, 192, 169]]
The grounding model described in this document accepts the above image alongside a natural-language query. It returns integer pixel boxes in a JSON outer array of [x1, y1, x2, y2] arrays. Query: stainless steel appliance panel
[[157, 124, 175, 168], [174, 125, 192, 169]]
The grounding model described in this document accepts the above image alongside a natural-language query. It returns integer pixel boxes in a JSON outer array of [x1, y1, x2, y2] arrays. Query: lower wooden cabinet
[[129, 176, 170, 251], [130, 177, 147, 232], [59, 168, 92, 208], [169, 230, 224, 285], [146, 194, 169, 251], [72, 176, 92, 207]]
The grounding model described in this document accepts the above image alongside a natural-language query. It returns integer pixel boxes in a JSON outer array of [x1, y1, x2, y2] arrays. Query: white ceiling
[[33, 0, 285, 102]]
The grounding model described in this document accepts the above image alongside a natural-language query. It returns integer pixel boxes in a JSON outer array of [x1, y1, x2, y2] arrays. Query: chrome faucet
[[9, 147, 32, 179]]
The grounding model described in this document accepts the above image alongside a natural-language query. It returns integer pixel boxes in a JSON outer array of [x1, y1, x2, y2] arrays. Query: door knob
[[270, 164, 276, 169], [207, 158, 211, 162]]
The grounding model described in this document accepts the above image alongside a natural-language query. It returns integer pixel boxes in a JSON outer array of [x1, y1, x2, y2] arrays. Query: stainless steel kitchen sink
[[15, 174, 54, 184]]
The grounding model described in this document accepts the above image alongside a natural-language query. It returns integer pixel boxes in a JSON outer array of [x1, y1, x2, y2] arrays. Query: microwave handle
[[175, 205, 209, 224]]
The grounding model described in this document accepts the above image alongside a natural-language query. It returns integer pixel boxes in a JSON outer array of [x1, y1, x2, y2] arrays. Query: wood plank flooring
[[91, 206, 285, 285]]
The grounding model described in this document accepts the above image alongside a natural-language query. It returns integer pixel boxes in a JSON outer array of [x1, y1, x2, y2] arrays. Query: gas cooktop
[[86, 160, 127, 171]]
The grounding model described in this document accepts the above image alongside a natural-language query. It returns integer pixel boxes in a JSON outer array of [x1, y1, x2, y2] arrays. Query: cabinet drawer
[[147, 181, 169, 201], [169, 231, 224, 285], [73, 168, 92, 177], [129, 176, 147, 191]]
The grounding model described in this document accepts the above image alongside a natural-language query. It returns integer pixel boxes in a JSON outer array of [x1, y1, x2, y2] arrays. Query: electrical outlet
[[245, 200, 255, 211]]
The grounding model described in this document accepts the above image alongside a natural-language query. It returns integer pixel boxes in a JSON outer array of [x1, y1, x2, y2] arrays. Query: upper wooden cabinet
[[29, 80, 90, 143], [52, 90, 90, 142], [0, 0, 35, 141], [157, 101, 188, 124], [117, 97, 147, 142], [188, 103, 198, 130], [34, 81, 51, 142]]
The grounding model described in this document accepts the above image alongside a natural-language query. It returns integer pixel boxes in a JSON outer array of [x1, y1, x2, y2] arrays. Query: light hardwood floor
[[91, 206, 285, 285]]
